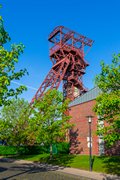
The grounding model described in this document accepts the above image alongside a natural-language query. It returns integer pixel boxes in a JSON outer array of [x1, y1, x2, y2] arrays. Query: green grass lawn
[[8, 153, 120, 175]]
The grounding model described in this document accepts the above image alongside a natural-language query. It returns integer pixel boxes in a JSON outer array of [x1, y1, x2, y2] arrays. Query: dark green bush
[[56, 142, 70, 154], [0, 146, 17, 155], [17, 145, 49, 155], [0, 145, 48, 155], [0, 142, 70, 155]]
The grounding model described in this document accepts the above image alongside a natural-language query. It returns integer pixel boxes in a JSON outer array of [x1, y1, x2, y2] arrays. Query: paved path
[[0, 158, 120, 180], [58, 167, 120, 180]]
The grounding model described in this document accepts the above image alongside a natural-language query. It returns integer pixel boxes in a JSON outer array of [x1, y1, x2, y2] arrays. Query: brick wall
[[69, 99, 99, 155]]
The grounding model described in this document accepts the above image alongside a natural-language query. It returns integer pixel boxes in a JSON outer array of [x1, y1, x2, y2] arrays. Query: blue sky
[[1, 0, 120, 102]]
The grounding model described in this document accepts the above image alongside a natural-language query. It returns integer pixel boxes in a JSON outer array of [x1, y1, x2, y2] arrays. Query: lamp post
[[86, 115, 93, 172]]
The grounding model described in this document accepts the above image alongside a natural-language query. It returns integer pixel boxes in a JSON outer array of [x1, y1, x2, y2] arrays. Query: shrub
[[0, 142, 70, 155], [0, 146, 17, 155]]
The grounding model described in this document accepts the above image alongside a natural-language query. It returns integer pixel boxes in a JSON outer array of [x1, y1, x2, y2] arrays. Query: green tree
[[31, 89, 72, 158], [0, 98, 33, 146], [94, 53, 120, 146], [0, 13, 28, 106]]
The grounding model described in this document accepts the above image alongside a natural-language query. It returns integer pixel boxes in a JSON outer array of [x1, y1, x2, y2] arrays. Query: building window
[[97, 116, 104, 155], [98, 136, 104, 155]]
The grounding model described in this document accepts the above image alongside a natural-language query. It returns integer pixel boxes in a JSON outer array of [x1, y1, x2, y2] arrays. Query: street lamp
[[86, 115, 93, 172]]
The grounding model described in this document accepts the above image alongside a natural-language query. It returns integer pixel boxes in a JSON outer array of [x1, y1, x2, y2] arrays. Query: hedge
[[0, 146, 17, 155], [0, 142, 70, 155]]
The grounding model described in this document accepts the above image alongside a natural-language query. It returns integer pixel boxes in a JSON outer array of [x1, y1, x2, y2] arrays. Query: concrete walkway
[[1, 158, 120, 180], [12, 159, 120, 180], [58, 167, 120, 180]]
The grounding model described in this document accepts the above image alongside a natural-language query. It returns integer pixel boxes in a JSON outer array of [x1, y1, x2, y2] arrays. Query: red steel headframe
[[31, 26, 94, 104]]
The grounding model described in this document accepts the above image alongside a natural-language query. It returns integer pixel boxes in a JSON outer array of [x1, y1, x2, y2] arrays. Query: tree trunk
[[50, 144, 53, 160]]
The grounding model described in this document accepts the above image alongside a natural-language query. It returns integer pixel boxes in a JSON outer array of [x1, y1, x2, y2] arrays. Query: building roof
[[69, 86, 101, 107]]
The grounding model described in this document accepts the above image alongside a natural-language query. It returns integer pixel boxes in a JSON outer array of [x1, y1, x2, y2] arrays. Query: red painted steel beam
[[31, 26, 94, 104]]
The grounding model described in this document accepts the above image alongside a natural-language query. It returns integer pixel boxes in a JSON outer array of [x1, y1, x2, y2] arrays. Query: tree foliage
[[30, 89, 72, 157], [0, 90, 72, 153], [94, 53, 120, 146], [0, 14, 28, 106], [0, 98, 32, 146]]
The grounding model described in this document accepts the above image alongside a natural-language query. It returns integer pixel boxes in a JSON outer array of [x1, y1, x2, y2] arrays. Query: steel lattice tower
[[31, 26, 94, 104]]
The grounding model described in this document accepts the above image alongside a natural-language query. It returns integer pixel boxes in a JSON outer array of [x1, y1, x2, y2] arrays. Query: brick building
[[68, 87, 104, 155]]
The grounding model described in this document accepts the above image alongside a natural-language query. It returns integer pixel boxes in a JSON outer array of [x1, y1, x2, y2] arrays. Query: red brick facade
[[69, 99, 99, 155]]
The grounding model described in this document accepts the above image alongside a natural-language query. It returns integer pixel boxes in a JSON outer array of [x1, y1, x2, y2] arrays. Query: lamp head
[[86, 115, 94, 123]]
